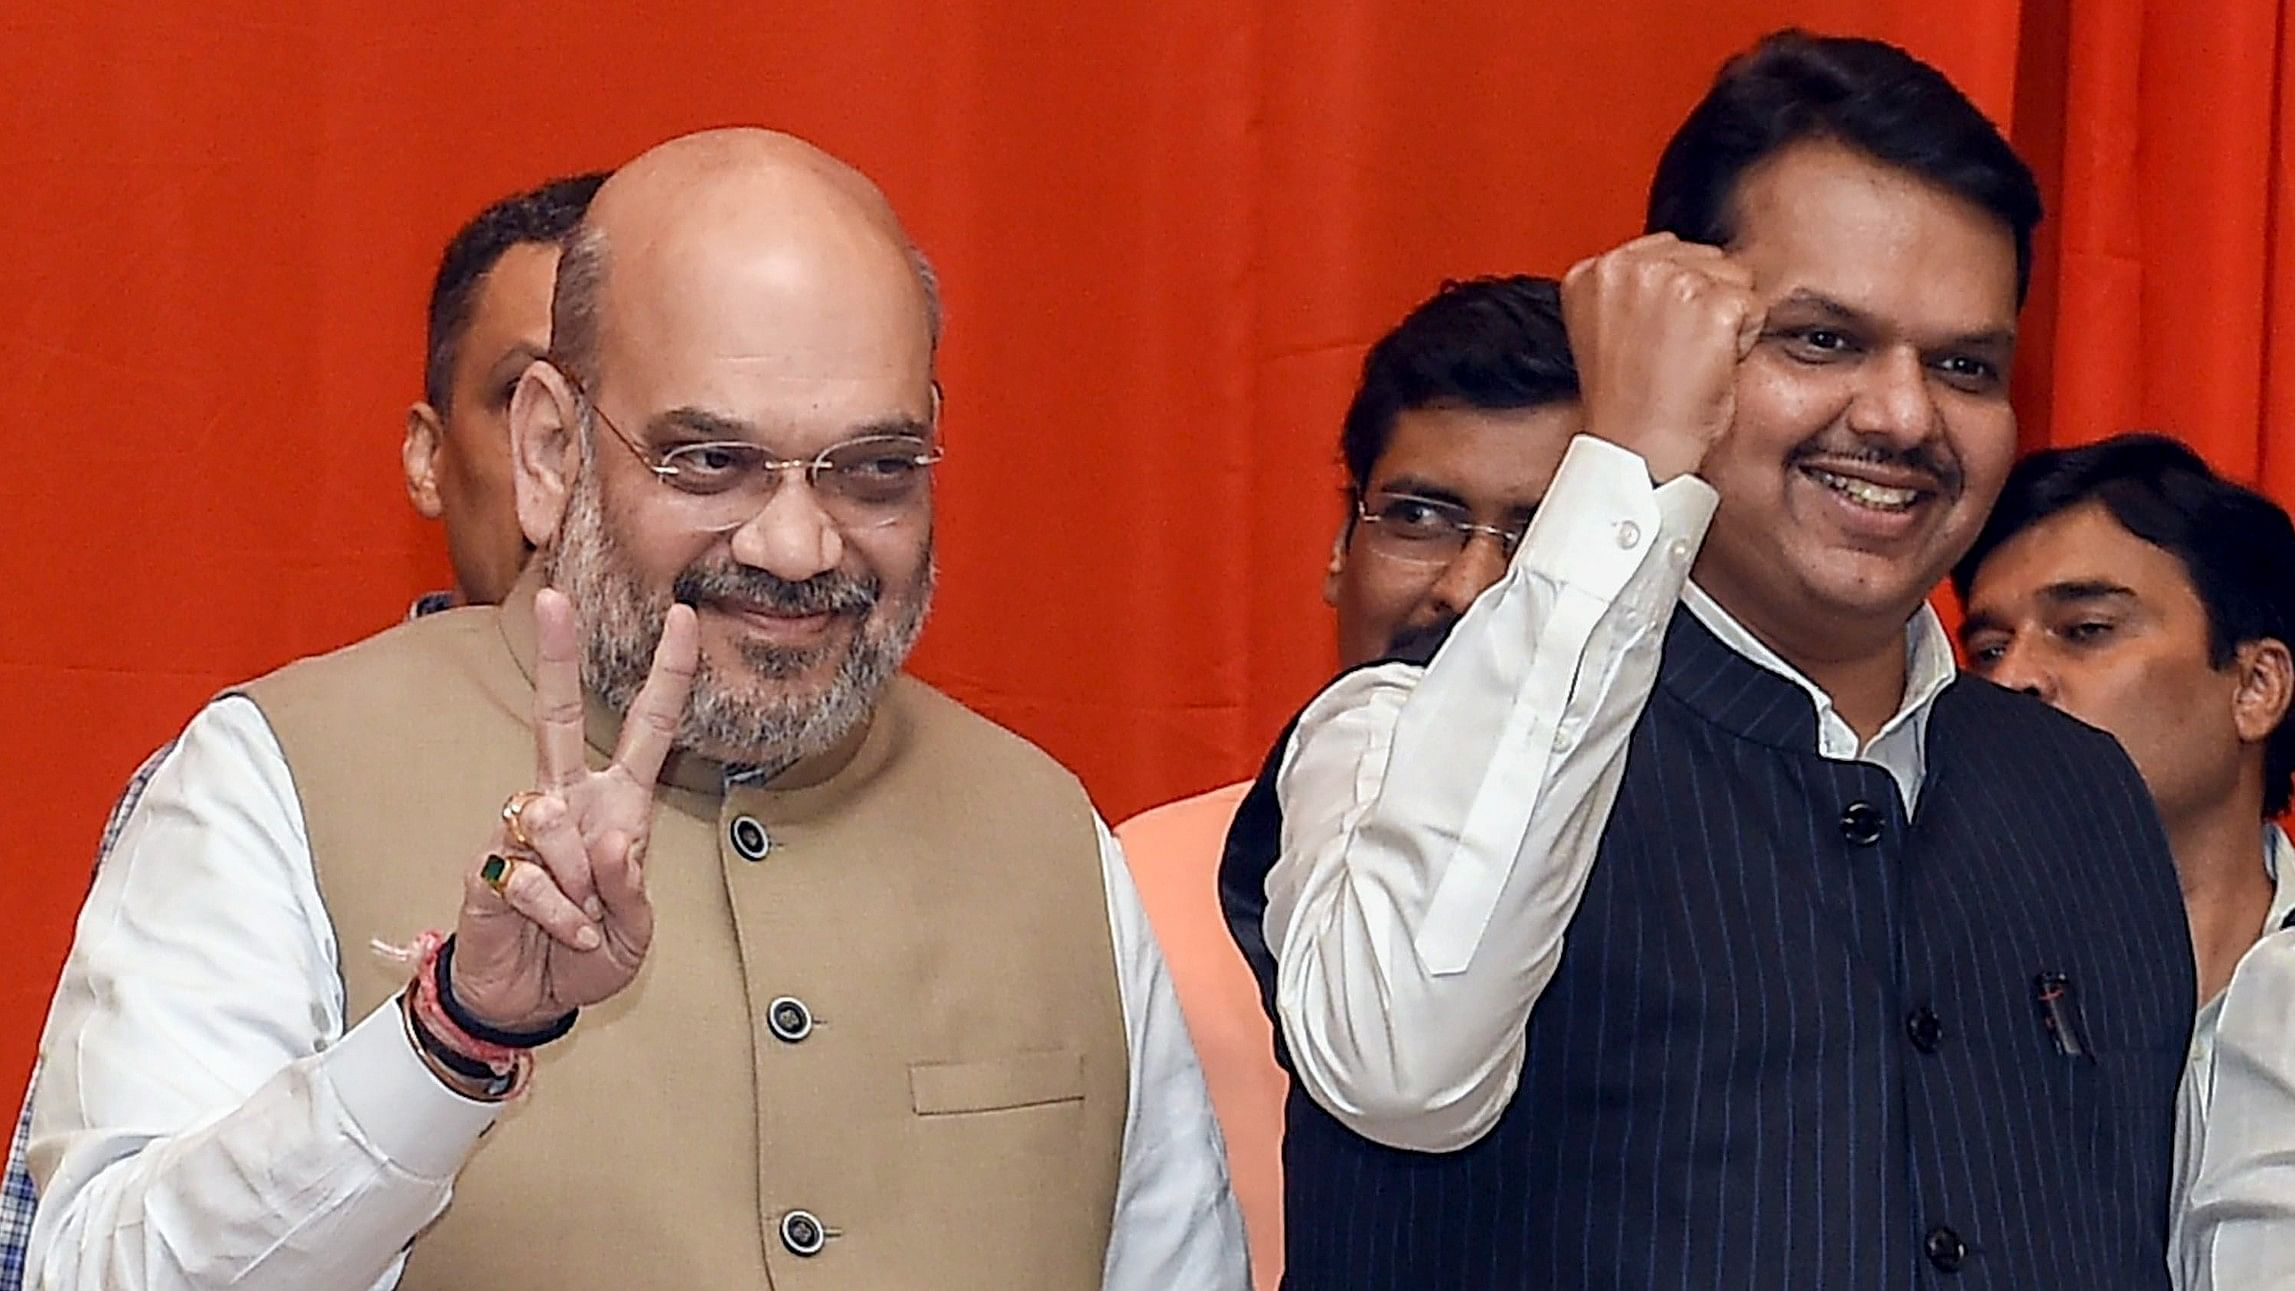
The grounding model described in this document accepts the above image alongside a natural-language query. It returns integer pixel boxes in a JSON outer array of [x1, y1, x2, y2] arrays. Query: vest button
[[767, 995, 814, 1043], [1905, 1006, 1943, 1054], [729, 814, 771, 862], [1924, 1224, 1966, 1272], [780, 1208, 828, 1257], [1839, 801, 1885, 847]]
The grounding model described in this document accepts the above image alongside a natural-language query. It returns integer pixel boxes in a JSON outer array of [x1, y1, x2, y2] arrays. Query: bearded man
[[22, 128, 1243, 1291]]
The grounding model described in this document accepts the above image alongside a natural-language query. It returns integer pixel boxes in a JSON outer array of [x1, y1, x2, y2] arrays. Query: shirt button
[[1838, 801, 1885, 847], [1924, 1225, 1967, 1272], [1905, 1006, 1943, 1054], [1667, 537, 1693, 566], [1615, 520, 1643, 550], [729, 814, 772, 862], [767, 995, 815, 1043], [780, 1209, 828, 1257]]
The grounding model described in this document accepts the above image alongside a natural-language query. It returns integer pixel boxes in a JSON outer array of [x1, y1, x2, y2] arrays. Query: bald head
[[508, 128, 944, 770], [551, 128, 940, 390]]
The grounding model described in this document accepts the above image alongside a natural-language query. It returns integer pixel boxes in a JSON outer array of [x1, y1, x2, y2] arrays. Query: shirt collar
[[1678, 584, 1957, 810], [1678, 583, 1958, 750], [2264, 823, 2295, 936]]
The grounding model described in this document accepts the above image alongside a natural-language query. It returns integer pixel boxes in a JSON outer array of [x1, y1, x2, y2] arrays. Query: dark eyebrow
[[2039, 579, 2137, 606], [647, 407, 936, 445], [1370, 478, 1468, 509], [650, 407, 756, 442], [1956, 609, 2006, 645], [1955, 609, 2010, 642], [1770, 288, 2017, 352], [856, 414, 935, 441]]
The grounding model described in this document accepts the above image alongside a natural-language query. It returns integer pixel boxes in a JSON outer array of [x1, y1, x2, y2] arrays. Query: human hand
[[447, 588, 699, 1033], [1561, 233, 1764, 481]]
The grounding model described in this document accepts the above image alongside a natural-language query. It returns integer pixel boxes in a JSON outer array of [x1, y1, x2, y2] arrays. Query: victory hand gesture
[[449, 588, 700, 1033]]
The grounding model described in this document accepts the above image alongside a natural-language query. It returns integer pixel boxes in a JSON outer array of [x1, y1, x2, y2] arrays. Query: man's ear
[[2233, 638, 2295, 746], [402, 403, 446, 519], [1321, 522, 1349, 609], [510, 359, 580, 548]]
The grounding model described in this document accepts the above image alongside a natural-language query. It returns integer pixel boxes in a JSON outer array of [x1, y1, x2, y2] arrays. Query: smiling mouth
[[1800, 465, 1926, 513], [710, 600, 843, 635]]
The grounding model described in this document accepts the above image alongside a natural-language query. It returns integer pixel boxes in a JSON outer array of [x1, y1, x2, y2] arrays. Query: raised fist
[[1561, 233, 1764, 482]]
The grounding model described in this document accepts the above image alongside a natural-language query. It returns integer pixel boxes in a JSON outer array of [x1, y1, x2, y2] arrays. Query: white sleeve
[[27, 697, 500, 1291], [1094, 818, 1251, 1291], [2178, 932, 2295, 1290], [1264, 435, 1717, 1152]]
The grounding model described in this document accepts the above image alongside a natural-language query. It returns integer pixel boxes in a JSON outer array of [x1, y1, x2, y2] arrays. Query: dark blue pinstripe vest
[[1222, 609, 2193, 1289]]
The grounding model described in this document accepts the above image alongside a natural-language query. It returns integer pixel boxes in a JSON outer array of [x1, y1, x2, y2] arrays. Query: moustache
[[671, 562, 881, 618], [1788, 433, 1965, 497]]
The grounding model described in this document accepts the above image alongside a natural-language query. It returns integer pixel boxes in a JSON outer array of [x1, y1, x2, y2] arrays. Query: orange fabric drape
[[2012, 0, 2295, 500], [2, 3, 2289, 1107]]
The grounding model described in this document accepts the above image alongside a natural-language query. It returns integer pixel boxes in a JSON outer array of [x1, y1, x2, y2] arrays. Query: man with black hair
[[402, 172, 607, 607], [1223, 29, 2192, 1288], [1118, 274, 1580, 1287], [1957, 432, 2295, 998], [1955, 435, 2295, 1287]]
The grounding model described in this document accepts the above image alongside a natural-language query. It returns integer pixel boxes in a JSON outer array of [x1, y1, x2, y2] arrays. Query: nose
[[1982, 636, 2057, 705], [1426, 534, 1511, 620], [1845, 345, 1942, 448], [726, 477, 845, 581]]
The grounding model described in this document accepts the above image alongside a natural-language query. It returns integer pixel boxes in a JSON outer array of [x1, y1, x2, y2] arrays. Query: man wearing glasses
[[1118, 274, 1582, 1288], [22, 129, 1243, 1290]]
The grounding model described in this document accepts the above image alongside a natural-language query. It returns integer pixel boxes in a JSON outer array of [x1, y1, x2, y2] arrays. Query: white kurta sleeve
[[1095, 818, 1250, 1290], [28, 697, 498, 1291], [1263, 436, 1717, 1151]]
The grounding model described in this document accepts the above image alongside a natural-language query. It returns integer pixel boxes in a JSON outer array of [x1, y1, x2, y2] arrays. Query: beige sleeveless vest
[[237, 577, 1130, 1289]]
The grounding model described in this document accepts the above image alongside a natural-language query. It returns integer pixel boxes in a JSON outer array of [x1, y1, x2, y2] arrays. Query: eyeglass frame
[[546, 358, 945, 533], [1348, 490, 1532, 567]]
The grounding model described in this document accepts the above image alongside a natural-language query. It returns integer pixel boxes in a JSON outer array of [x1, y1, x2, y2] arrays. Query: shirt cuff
[[1518, 436, 1719, 594], [322, 999, 501, 1181]]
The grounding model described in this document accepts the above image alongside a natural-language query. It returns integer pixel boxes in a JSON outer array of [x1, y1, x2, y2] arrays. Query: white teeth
[[1806, 467, 1919, 511]]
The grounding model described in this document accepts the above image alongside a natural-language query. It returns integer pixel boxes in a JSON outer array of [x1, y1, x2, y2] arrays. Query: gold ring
[[479, 852, 521, 898], [501, 791, 547, 850]]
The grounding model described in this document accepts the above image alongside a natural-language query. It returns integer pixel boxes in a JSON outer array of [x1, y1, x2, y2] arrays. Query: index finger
[[611, 602, 700, 786], [533, 587, 589, 792]]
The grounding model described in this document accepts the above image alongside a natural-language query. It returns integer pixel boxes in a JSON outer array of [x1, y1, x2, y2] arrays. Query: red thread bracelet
[[404, 929, 525, 1072]]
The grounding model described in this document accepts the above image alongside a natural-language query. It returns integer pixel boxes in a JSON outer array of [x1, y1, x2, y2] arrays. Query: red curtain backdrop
[[3, 2, 2289, 1105]]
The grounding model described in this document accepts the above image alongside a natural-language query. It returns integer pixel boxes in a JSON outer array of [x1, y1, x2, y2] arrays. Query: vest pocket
[[909, 1049, 1085, 1116]]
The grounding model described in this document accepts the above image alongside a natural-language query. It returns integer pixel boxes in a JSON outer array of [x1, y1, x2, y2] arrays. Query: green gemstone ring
[[479, 852, 517, 897]]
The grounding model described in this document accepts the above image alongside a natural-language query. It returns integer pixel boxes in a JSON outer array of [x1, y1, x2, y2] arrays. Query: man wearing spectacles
[[1117, 274, 1580, 1288], [22, 129, 1243, 1290]]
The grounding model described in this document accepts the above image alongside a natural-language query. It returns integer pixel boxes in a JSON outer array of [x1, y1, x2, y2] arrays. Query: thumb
[[1732, 293, 1766, 361]]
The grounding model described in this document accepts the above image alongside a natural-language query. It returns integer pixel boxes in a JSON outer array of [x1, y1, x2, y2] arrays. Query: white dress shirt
[[28, 696, 1245, 1291], [2171, 824, 2295, 1289], [1261, 434, 1961, 1153]]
